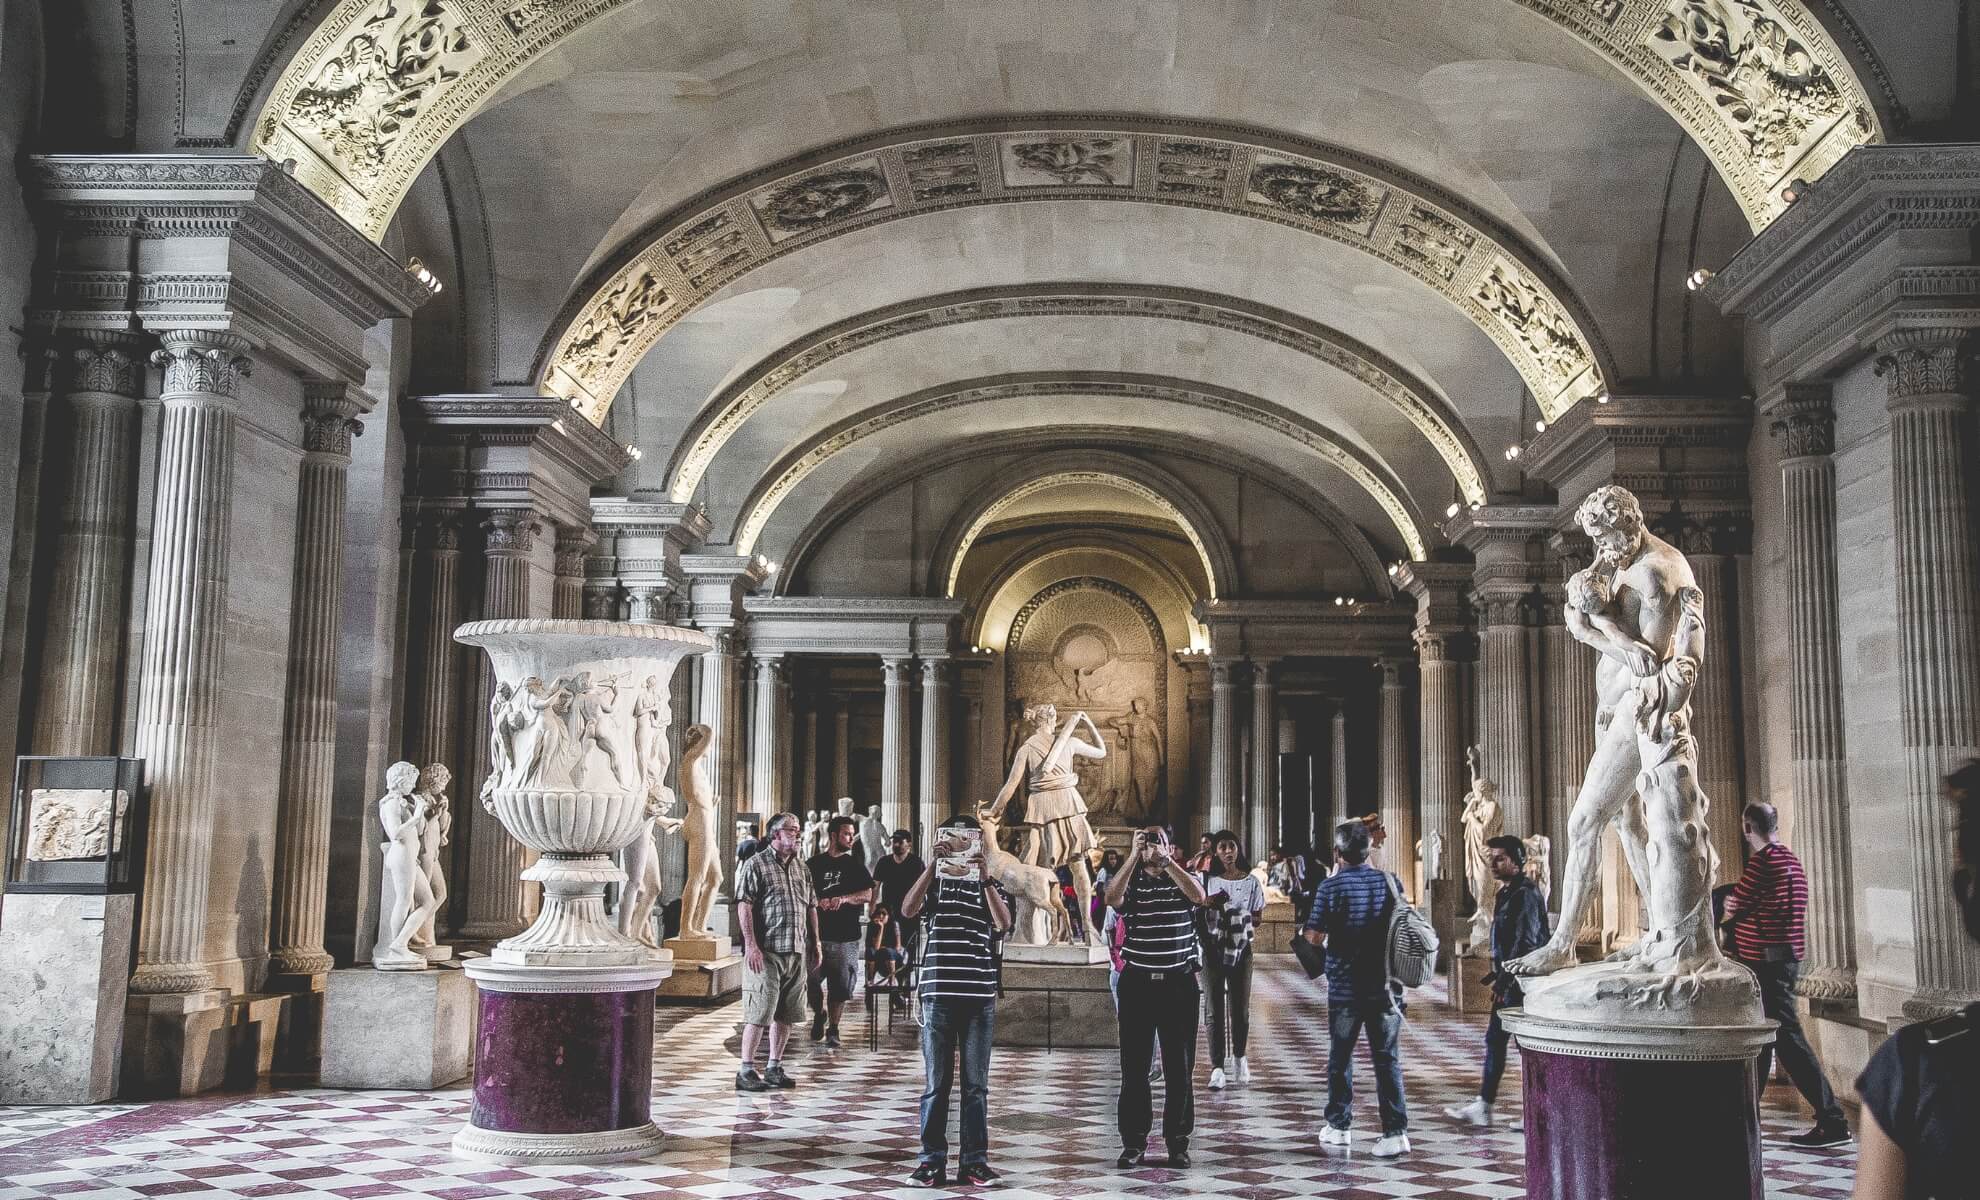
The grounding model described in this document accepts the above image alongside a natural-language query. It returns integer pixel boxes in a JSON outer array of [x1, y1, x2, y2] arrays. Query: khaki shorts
[[743, 950, 809, 1027]]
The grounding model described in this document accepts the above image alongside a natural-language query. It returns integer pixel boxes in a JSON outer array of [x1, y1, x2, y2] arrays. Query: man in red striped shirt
[[1723, 802, 1849, 1147]]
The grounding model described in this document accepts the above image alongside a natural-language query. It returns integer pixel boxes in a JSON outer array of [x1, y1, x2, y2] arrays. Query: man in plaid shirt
[[735, 811, 822, 1091]]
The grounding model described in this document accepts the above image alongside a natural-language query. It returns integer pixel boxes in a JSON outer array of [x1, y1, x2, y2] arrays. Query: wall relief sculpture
[[1246, 157, 1380, 227], [557, 268, 667, 391], [24, 789, 128, 861], [285, 0, 478, 188], [1651, 0, 1846, 169], [1002, 138, 1133, 187], [749, 164, 892, 240], [1473, 259, 1595, 395]]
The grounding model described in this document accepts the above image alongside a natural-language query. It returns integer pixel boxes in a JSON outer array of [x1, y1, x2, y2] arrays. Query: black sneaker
[[1165, 1143, 1191, 1168], [1116, 1147, 1146, 1169], [958, 1162, 998, 1185], [811, 1011, 828, 1041], [1787, 1125, 1853, 1148], [735, 1067, 770, 1092], [762, 1064, 796, 1089], [824, 1027, 843, 1049], [909, 1163, 947, 1187]]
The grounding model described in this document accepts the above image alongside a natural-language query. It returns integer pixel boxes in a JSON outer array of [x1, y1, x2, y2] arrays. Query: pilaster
[[881, 657, 914, 834], [1247, 659, 1279, 853]]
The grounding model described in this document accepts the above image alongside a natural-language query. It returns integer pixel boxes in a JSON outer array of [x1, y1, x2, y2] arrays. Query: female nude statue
[[375, 761, 437, 969], [674, 723, 720, 941]]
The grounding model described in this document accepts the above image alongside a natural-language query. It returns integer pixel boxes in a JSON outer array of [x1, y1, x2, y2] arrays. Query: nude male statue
[[1508, 485, 1724, 993]]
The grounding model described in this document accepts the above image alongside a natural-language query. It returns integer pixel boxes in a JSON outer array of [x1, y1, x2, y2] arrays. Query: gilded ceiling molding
[[661, 282, 1493, 508], [536, 117, 1615, 427], [774, 426, 1391, 596], [728, 372, 1431, 562], [249, 0, 637, 238], [248, 0, 1879, 246]]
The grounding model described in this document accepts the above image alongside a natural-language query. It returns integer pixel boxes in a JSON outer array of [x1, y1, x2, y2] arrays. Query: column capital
[[920, 659, 949, 683], [61, 330, 148, 397], [554, 525, 598, 579], [1249, 657, 1279, 684], [625, 584, 669, 624], [1211, 658, 1241, 687], [1413, 626, 1466, 662], [881, 657, 913, 682], [152, 330, 253, 398], [481, 508, 545, 556], [582, 583, 620, 619], [1875, 331, 1974, 411], [1765, 382, 1837, 459], [412, 508, 465, 552], [299, 382, 367, 461], [1377, 657, 1410, 687]]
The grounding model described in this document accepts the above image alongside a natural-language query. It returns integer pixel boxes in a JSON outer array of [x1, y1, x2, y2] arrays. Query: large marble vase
[[451, 618, 711, 1166]]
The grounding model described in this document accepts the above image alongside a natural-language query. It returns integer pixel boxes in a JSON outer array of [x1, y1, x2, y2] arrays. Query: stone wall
[[0, 0, 41, 825]]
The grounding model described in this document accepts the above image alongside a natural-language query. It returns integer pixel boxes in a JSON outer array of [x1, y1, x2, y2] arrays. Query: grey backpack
[[1384, 872, 1440, 988]]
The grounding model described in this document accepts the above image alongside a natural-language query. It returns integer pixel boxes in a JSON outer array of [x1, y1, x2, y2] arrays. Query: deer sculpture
[[974, 812, 1072, 945]]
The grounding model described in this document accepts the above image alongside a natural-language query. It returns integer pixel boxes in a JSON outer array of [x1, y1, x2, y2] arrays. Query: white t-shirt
[[1204, 872, 1267, 916]]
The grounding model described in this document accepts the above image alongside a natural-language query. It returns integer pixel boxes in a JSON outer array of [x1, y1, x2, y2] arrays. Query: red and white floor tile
[[0, 960, 1857, 1198]]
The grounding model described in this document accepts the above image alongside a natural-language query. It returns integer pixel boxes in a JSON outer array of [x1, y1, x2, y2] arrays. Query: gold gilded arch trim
[[248, 2, 1881, 245], [945, 473, 1221, 602], [730, 373, 1431, 562], [537, 118, 1615, 426], [663, 283, 1492, 508]]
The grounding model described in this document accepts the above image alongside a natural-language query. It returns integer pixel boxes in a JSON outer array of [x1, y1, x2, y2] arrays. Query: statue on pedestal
[[618, 781, 682, 955], [859, 803, 888, 870], [675, 723, 721, 941], [413, 763, 453, 960], [375, 761, 439, 970], [1458, 745, 1503, 956], [983, 704, 1103, 944], [1508, 485, 1755, 1024], [801, 809, 825, 859]]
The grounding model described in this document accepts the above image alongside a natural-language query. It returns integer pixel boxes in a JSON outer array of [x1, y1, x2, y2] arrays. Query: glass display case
[[7, 756, 147, 893]]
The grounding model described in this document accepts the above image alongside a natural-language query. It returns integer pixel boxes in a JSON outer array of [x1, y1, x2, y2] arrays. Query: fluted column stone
[[832, 700, 852, 799], [1475, 594, 1536, 839], [1545, 612, 1599, 928], [410, 511, 463, 776], [881, 658, 913, 833], [1416, 630, 1465, 885], [1876, 334, 1980, 1019], [266, 384, 365, 978], [1331, 704, 1349, 821], [32, 334, 145, 757], [1688, 549, 1746, 882], [1246, 660, 1278, 852], [130, 331, 253, 994], [800, 707, 820, 814], [1761, 387, 1858, 998], [553, 527, 593, 619], [461, 509, 544, 940], [1378, 660, 1414, 890], [920, 660, 952, 850], [751, 656, 787, 813], [1208, 660, 1241, 836]]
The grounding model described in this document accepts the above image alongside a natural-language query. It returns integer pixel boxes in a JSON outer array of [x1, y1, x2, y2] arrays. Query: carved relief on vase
[[284, 0, 480, 188], [25, 789, 129, 861], [748, 161, 893, 242], [1000, 137, 1134, 188], [1004, 578, 1171, 823], [1246, 155, 1383, 234], [1649, 0, 1847, 170]]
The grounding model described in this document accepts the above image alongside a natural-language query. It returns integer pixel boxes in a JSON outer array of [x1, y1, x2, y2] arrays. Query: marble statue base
[[0, 893, 133, 1103], [1255, 899, 1297, 954], [994, 960, 1116, 1048], [1448, 951, 1496, 1014], [655, 939, 742, 1002], [1003, 942, 1110, 965], [121, 989, 289, 1098], [454, 959, 670, 1165], [664, 934, 732, 961], [321, 967, 472, 1090], [1501, 1009, 1777, 1200]]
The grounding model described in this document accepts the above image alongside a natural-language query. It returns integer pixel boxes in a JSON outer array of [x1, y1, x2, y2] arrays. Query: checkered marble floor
[[0, 960, 1858, 1198]]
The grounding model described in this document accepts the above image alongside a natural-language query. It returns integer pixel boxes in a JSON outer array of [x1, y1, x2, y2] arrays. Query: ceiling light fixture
[[404, 256, 442, 296], [1534, 419, 1547, 433], [1686, 268, 1714, 291], [1596, 391, 1611, 405], [1446, 502, 1460, 518], [1781, 178, 1809, 204]]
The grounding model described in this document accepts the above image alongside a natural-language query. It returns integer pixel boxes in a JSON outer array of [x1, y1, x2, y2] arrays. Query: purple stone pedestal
[[453, 961, 670, 1165], [1501, 1009, 1776, 1200]]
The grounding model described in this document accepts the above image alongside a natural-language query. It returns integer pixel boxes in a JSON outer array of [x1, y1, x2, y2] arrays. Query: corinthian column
[[750, 656, 786, 812], [32, 333, 145, 757], [1876, 334, 1980, 1019], [461, 509, 543, 940], [553, 527, 593, 619], [1687, 546, 1747, 881], [1208, 660, 1241, 835], [1416, 630, 1465, 885], [881, 658, 913, 832], [1247, 659, 1278, 851], [267, 384, 365, 979], [1761, 386, 1858, 999], [1331, 704, 1349, 820], [1377, 660, 1415, 890], [919, 660, 952, 849], [130, 331, 253, 995], [1545, 592, 1599, 930], [831, 700, 852, 798], [1475, 593, 1535, 838], [409, 512, 463, 772]]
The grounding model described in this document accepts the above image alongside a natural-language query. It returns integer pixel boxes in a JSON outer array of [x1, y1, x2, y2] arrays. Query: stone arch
[[772, 426, 1392, 597], [727, 372, 1430, 561], [971, 536, 1206, 655], [928, 451, 1236, 601], [534, 116, 1618, 424], [248, 2, 1885, 244], [661, 282, 1493, 508]]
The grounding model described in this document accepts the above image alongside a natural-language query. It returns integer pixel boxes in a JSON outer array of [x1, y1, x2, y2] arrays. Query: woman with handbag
[[1198, 830, 1266, 1090]]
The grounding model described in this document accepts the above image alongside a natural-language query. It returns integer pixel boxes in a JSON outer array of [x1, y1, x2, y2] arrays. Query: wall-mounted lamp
[[405, 256, 443, 296], [1686, 268, 1714, 291], [1780, 178, 1809, 204]]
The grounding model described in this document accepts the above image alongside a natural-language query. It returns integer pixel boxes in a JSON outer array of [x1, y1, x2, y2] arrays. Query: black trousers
[[1746, 958, 1845, 1128], [1116, 968, 1199, 1149], [1204, 951, 1254, 1063]]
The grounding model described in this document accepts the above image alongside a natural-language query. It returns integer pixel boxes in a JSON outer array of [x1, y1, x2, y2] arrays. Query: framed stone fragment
[[7, 757, 148, 894]]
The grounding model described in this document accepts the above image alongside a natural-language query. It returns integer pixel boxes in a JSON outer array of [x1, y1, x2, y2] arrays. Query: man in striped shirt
[[1304, 820, 1410, 1157], [1723, 802, 1848, 1146], [1104, 822, 1208, 1169], [900, 816, 1011, 1188]]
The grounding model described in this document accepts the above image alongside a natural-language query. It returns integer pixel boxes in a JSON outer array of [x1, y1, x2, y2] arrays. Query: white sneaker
[[1318, 1126, 1352, 1149], [1235, 1056, 1250, 1084], [1371, 1134, 1411, 1158], [1209, 1067, 1226, 1090], [1443, 1097, 1493, 1127]]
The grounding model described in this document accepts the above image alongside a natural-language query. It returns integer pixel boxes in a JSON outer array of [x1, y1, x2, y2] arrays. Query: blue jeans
[[1481, 1002, 1513, 1103], [1324, 997, 1407, 1135], [919, 997, 995, 1167]]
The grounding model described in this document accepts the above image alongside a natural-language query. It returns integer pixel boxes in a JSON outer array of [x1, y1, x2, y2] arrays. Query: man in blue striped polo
[[900, 815, 1012, 1188], [1105, 822, 1208, 1169]]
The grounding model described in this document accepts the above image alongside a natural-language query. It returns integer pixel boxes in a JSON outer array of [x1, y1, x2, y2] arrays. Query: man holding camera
[[1105, 822, 1208, 1169]]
